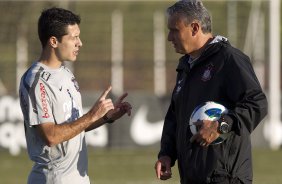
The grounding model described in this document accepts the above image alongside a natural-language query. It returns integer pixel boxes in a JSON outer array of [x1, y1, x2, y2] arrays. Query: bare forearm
[[38, 86, 116, 146], [56, 114, 92, 142], [39, 113, 98, 146], [85, 118, 106, 132]]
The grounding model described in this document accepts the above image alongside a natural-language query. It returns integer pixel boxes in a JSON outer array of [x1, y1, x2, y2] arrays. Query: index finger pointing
[[116, 92, 128, 103], [99, 86, 112, 100]]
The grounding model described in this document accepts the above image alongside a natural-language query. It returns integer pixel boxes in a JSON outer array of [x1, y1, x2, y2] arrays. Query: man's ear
[[191, 22, 200, 36], [49, 36, 58, 48]]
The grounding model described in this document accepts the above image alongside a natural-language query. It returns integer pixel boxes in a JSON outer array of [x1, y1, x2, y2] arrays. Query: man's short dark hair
[[38, 7, 81, 48]]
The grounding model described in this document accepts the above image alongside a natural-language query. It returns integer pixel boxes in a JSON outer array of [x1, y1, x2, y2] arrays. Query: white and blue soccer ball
[[189, 101, 229, 145]]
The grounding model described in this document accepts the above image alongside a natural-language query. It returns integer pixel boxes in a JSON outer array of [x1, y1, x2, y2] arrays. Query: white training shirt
[[19, 62, 90, 184]]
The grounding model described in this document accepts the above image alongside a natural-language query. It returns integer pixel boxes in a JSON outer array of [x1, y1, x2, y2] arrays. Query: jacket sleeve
[[158, 102, 177, 167], [223, 51, 268, 135]]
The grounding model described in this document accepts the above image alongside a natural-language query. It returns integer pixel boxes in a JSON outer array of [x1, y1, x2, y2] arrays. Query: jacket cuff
[[158, 151, 176, 167], [221, 113, 240, 135]]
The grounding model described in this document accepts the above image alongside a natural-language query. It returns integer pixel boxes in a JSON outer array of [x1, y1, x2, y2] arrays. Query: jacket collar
[[176, 36, 230, 72]]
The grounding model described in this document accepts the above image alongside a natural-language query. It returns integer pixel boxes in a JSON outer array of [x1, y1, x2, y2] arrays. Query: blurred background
[[0, 0, 282, 183]]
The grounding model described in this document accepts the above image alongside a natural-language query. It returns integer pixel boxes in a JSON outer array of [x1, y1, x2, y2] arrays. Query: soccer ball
[[189, 101, 229, 145]]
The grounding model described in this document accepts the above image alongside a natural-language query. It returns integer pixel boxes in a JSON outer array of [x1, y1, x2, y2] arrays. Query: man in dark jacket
[[154, 1, 268, 184]]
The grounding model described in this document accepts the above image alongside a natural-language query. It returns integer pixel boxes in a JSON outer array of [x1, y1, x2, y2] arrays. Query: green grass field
[[0, 148, 281, 184]]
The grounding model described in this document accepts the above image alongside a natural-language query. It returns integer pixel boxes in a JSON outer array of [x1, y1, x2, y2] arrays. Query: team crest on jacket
[[175, 77, 184, 94], [201, 63, 214, 82]]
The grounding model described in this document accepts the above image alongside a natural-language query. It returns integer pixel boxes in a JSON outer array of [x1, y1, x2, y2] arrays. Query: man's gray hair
[[167, 0, 212, 33]]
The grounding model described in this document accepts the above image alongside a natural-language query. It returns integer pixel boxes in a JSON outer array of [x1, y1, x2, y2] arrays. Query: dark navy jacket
[[158, 39, 268, 184]]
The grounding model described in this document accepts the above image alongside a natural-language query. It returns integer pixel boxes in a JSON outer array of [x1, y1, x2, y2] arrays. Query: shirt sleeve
[[28, 79, 55, 126]]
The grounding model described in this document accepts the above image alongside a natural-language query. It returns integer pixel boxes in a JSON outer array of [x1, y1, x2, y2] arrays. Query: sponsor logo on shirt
[[71, 77, 80, 92], [39, 83, 50, 118]]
